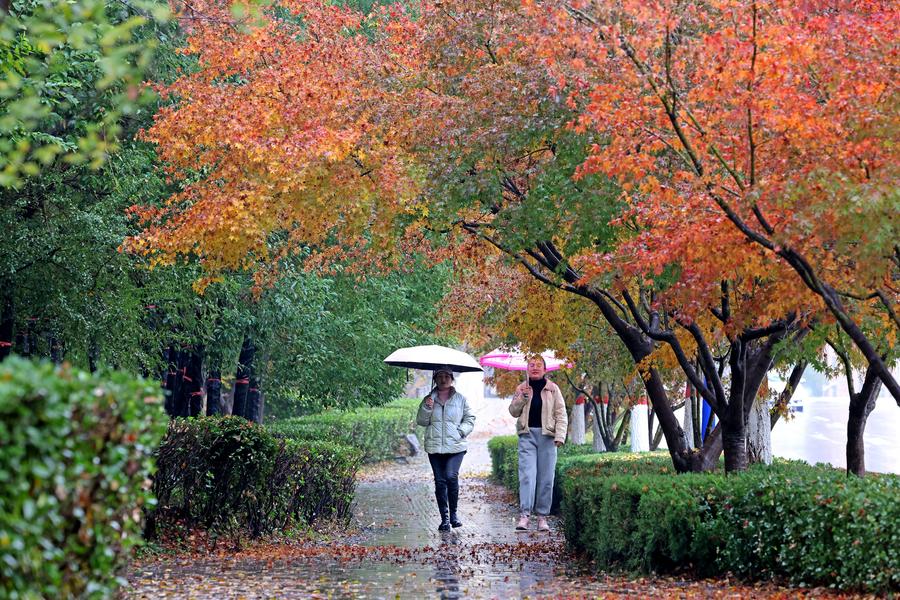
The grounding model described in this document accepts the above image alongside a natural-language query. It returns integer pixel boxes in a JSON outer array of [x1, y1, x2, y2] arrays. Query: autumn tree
[[378, 0, 820, 471], [530, 0, 900, 400], [129, 0, 867, 473], [123, 0, 418, 284]]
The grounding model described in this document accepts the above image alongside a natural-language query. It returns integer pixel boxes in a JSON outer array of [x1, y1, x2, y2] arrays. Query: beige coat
[[508, 379, 568, 444]]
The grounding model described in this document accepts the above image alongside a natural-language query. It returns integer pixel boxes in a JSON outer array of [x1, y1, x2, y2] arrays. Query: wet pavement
[[125, 392, 851, 598]]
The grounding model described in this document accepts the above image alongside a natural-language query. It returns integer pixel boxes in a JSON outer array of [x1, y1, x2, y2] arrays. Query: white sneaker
[[537, 517, 550, 531], [516, 515, 529, 530]]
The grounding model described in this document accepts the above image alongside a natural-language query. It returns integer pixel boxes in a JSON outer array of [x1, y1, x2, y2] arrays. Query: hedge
[[150, 416, 361, 540], [487, 435, 668, 512], [560, 457, 900, 592], [0, 358, 165, 600], [268, 397, 419, 463], [489, 434, 900, 592]]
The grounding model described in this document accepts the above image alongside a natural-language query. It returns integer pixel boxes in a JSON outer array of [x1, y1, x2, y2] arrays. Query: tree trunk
[[231, 336, 255, 419], [650, 422, 664, 451], [205, 369, 222, 416], [682, 387, 695, 448], [721, 416, 748, 473], [47, 332, 63, 364], [162, 344, 178, 417], [17, 317, 36, 357], [590, 401, 607, 451], [771, 361, 808, 428], [846, 364, 882, 477], [0, 283, 14, 361], [87, 338, 100, 373], [246, 371, 262, 423], [630, 400, 649, 452], [172, 347, 190, 417], [183, 346, 204, 417], [613, 409, 630, 449], [568, 397, 586, 444], [747, 393, 772, 465]]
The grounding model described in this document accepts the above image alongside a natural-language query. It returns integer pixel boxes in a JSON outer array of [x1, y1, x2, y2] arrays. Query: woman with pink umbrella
[[505, 355, 568, 532]]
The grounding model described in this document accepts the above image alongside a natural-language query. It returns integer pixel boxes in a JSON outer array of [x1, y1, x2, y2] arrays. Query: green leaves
[[548, 448, 900, 592], [0, 357, 165, 599], [0, 0, 170, 187], [256, 263, 449, 417], [269, 397, 420, 462], [150, 415, 362, 541]]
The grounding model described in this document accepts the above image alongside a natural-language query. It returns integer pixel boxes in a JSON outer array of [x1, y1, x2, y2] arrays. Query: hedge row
[[149, 416, 361, 540], [268, 398, 419, 462], [0, 358, 165, 600], [489, 435, 900, 592], [487, 435, 670, 511], [565, 460, 900, 592]]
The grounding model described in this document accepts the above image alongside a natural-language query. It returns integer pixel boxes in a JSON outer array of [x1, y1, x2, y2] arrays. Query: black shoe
[[449, 513, 462, 528], [438, 516, 451, 532]]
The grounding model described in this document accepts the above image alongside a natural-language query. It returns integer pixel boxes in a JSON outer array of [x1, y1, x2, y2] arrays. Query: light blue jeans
[[518, 427, 558, 516]]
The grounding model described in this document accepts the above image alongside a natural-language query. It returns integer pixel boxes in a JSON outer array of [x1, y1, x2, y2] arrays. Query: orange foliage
[[527, 0, 898, 334], [123, 0, 421, 279]]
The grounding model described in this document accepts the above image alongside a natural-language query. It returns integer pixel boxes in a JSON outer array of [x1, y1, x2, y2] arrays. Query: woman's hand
[[424, 396, 434, 409]]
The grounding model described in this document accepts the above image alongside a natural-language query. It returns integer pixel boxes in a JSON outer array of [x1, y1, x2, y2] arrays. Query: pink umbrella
[[479, 348, 572, 372]]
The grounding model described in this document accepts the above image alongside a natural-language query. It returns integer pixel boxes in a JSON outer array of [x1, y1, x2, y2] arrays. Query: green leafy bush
[[487, 435, 666, 512], [559, 457, 900, 592], [268, 398, 418, 463], [150, 416, 361, 540], [0, 357, 165, 599]]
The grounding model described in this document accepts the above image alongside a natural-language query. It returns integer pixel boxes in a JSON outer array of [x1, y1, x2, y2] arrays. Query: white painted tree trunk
[[747, 394, 773, 464], [630, 401, 650, 452], [568, 402, 586, 444]]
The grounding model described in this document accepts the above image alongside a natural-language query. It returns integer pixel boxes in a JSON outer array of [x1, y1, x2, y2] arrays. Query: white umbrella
[[383, 344, 483, 373]]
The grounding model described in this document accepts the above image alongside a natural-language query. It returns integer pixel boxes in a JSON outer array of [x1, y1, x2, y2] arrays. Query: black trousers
[[428, 451, 466, 516]]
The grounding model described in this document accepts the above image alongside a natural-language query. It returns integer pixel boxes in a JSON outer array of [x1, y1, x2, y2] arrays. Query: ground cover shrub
[[0, 357, 165, 599], [268, 398, 418, 462], [150, 416, 361, 541], [560, 457, 900, 593]]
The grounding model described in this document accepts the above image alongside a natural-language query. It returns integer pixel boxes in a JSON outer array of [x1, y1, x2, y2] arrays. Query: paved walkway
[[126, 394, 846, 598]]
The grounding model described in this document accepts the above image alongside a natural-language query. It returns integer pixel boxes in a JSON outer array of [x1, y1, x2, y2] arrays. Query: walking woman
[[417, 367, 476, 531], [508, 355, 567, 531]]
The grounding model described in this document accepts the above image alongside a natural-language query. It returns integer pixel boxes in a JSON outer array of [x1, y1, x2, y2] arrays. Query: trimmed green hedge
[[561, 458, 900, 592], [489, 435, 671, 489], [487, 435, 669, 513], [268, 398, 419, 463], [0, 358, 166, 600], [150, 416, 361, 540], [489, 434, 900, 591]]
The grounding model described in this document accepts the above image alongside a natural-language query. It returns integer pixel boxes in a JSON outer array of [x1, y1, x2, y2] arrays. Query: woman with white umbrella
[[384, 346, 481, 532], [416, 366, 476, 531]]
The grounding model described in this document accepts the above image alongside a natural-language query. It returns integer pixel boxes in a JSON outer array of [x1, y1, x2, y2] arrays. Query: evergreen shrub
[[0, 358, 165, 599], [150, 416, 360, 540]]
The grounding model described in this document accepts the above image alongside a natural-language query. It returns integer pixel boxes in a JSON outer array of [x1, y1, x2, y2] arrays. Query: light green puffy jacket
[[416, 390, 475, 454]]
